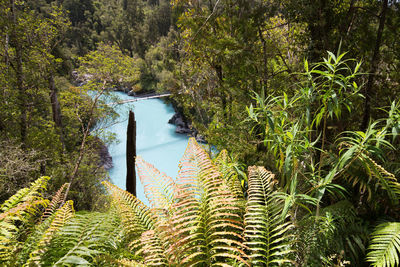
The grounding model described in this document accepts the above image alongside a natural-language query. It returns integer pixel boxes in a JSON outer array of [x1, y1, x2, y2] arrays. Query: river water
[[105, 91, 189, 203]]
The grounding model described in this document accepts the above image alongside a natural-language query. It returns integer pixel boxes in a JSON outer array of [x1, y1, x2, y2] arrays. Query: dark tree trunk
[[361, 0, 388, 130], [126, 110, 137, 196]]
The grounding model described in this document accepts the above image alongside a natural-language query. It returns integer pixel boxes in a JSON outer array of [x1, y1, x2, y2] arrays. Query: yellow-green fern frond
[[244, 166, 294, 266], [42, 211, 120, 265], [136, 156, 176, 213], [169, 138, 248, 265], [0, 177, 51, 265], [0, 176, 50, 212], [139, 230, 169, 266], [23, 200, 75, 265], [116, 258, 146, 266], [0, 199, 49, 264], [41, 183, 70, 222], [103, 181, 157, 253], [367, 222, 400, 267]]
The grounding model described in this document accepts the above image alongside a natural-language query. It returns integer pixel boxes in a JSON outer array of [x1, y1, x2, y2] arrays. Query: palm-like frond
[[103, 181, 156, 247], [0, 176, 50, 264], [244, 166, 293, 266], [367, 222, 400, 267], [168, 138, 248, 265], [19, 200, 75, 265], [43, 211, 121, 266], [0, 176, 50, 212], [41, 183, 70, 222], [136, 156, 176, 213]]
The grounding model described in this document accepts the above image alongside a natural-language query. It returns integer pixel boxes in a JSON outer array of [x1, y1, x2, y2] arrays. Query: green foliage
[[244, 166, 294, 265], [78, 42, 141, 86], [42, 211, 121, 265], [0, 176, 50, 264], [102, 138, 294, 265], [367, 222, 400, 267]]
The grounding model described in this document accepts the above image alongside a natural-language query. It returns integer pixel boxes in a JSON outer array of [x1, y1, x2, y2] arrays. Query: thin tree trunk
[[49, 73, 65, 151], [126, 110, 137, 196], [361, 0, 388, 130], [63, 81, 107, 203]]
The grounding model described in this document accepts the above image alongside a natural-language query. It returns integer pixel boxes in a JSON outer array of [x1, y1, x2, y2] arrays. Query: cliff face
[[98, 142, 113, 170]]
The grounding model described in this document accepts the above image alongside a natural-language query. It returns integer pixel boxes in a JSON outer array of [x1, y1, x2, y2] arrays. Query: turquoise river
[[105, 91, 189, 203]]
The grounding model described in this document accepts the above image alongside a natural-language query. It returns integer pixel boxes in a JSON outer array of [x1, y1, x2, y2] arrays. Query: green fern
[[367, 222, 400, 267], [166, 138, 248, 265], [42, 211, 121, 266], [0, 176, 51, 264], [22, 200, 75, 265], [136, 156, 176, 213], [41, 183, 70, 222], [0, 176, 50, 212], [244, 166, 294, 266]]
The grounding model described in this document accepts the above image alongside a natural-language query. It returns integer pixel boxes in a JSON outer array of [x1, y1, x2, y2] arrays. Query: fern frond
[[23, 200, 75, 265], [0, 198, 49, 264], [168, 138, 248, 265], [43, 211, 121, 266], [363, 154, 400, 203], [244, 166, 294, 266], [0, 176, 50, 212], [367, 222, 400, 267], [136, 156, 176, 213], [41, 183, 70, 222], [116, 258, 146, 266], [139, 230, 169, 266], [103, 181, 156, 252]]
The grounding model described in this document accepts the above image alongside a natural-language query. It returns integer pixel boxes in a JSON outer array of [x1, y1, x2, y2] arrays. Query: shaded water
[[106, 91, 189, 203]]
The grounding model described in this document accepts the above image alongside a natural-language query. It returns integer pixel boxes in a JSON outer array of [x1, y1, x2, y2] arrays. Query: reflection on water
[[105, 91, 189, 204]]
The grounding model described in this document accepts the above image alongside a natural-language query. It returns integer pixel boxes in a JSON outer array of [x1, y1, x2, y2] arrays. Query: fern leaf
[[103, 180, 164, 265], [103, 181, 155, 236], [168, 138, 248, 265], [136, 156, 176, 213], [24, 200, 75, 265], [0, 198, 48, 264], [367, 222, 400, 267], [116, 258, 146, 266], [0, 176, 50, 212], [41, 183, 70, 222], [244, 166, 294, 266], [43, 211, 121, 266]]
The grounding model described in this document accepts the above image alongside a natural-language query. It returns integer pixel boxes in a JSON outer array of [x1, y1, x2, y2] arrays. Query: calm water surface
[[106, 91, 189, 203]]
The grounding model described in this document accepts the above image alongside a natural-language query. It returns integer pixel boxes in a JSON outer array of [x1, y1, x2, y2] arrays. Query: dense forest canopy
[[0, 0, 400, 266]]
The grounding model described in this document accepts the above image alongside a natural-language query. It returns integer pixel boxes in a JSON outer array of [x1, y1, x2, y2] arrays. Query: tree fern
[[41, 183, 70, 222], [244, 166, 294, 266], [0, 176, 50, 264], [367, 222, 400, 267], [167, 138, 248, 265], [18, 200, 75, 265], [136, 156, 176, 213], [42, 211, 121, 266]]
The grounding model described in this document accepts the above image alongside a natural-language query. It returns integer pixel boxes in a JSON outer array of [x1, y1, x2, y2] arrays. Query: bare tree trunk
[[126, 110, 137, 196], [361, 0, 388, 130]]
